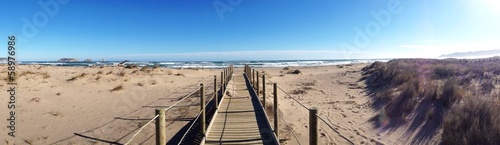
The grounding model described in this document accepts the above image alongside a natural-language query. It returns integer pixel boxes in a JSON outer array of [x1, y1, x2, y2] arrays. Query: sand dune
[[1, 64, 439, 145]]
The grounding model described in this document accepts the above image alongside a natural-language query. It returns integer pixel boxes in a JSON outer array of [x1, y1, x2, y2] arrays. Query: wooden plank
[[204, 74, 278, 145]]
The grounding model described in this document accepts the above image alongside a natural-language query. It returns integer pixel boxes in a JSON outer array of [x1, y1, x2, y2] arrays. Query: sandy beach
[[1, 64, 432, 145]]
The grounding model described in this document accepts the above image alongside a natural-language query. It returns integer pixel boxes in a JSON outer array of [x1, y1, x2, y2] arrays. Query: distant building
[[84, 59, 93, 62], [58, 58, 79, 62]]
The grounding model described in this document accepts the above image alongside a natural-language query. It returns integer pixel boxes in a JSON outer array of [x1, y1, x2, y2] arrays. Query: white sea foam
[[19, 59, 391, 68]]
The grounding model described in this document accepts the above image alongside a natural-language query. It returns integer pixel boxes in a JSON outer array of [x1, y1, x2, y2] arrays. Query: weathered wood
[[221, 72, 225, 92], [256, 71, 260, 94], [309, 107, 318, 145], [262, 75, 266, 109], [252, 69, 256, 87], [214, 75, 218, 108], [155, 108, 166, 145], [204, 73, 278, 145], [200, 83, 206, 135], [273, 83, 279, 138]]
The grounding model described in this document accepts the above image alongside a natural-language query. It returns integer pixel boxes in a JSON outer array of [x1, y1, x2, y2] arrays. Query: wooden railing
[[244, 64, 355, 145], [123, 65, 234, 145]]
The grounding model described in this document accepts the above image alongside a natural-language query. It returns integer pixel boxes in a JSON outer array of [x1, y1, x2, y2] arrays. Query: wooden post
[[200, 83, 206, 135], [214, 75, 218, 108], [309, 107, 318, 145], [256, 71, 260, 94], [273, 83, 279, 138], [155, 108, 166, 145], [262, 75, 266, 109], [252, 69, 255, 86], [221, 72, 225, 92]]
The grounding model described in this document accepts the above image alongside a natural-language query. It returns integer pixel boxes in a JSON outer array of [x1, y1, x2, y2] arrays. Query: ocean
[[14, 59, 390, 68]]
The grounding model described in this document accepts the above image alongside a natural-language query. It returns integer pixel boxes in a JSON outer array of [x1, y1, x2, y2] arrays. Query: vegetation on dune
[[110, 85, 124, 92], [67, 73, 87, 82], [361, 58, 500, 145]]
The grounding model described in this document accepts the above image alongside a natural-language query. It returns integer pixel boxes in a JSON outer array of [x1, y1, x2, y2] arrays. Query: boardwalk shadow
[[74, 133, 121, 145], [49, 84, 205, 145], [243, 74, 280, 145], [167, 87, 221, 145]]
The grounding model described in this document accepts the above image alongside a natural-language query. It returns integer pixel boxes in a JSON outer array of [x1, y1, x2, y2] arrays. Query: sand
[[1, 64, 425, 145]]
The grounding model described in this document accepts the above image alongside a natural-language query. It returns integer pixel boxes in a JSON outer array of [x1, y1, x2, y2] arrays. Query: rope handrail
[[178, 81, 227, 144], [177, 110, 203, 145], [316, 115, 355, 145], [265, 77, 274, 84], [123, 86, 202, 145], [278, 111, 302, 145], [261, 91, 302, 145], [262, 73, 355, 145], [262, 77, 309, 109], [123, 114, 159, 145], [277, 87, 309, 110]]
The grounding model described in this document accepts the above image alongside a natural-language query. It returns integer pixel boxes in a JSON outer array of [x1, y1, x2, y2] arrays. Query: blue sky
[[1, 0, 499, 61]]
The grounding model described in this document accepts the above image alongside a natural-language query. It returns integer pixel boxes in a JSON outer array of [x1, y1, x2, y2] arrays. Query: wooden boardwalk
[[203, 73, 279, 145]]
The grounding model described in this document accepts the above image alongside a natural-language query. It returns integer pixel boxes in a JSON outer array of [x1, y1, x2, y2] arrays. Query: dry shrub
[[67, 73, 87, 82], [481, 80, 495, 94], [30, 97, 41, 103], [111, 85, 124, 92], [302, 81, 316, 86], [19, 71, 36, 77], [96, 75, 101, 80], [137, 82, 144, 86], [442, 98, 500, 145], [433, 66, 456, 79], [386, 83, 418, 118], [362, 58, 500, 144], [49, 111, 62, 116], [290, 89, 307, 95], [283, 67, 290, 70], [24, 139, 34, 145], [302, 86, 314, 90], [287, 69, 302, 74], [41, 72, 50, 79], [67, 76, 78, 82], [124, 64, 137, 69], [96, 70, 103, 74], [106, 71, 113, 75], [167, 70, 174, 75], [440, 79, 462, 108], [140, 66, 150, 71], [175, 73, 185, 77], [118, 71, 126, 77]]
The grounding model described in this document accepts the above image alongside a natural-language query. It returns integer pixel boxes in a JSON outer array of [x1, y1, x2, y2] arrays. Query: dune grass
[[362, 57, 500, 144], [111, 85, 124, 92], [67, 73, 87, 82]]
